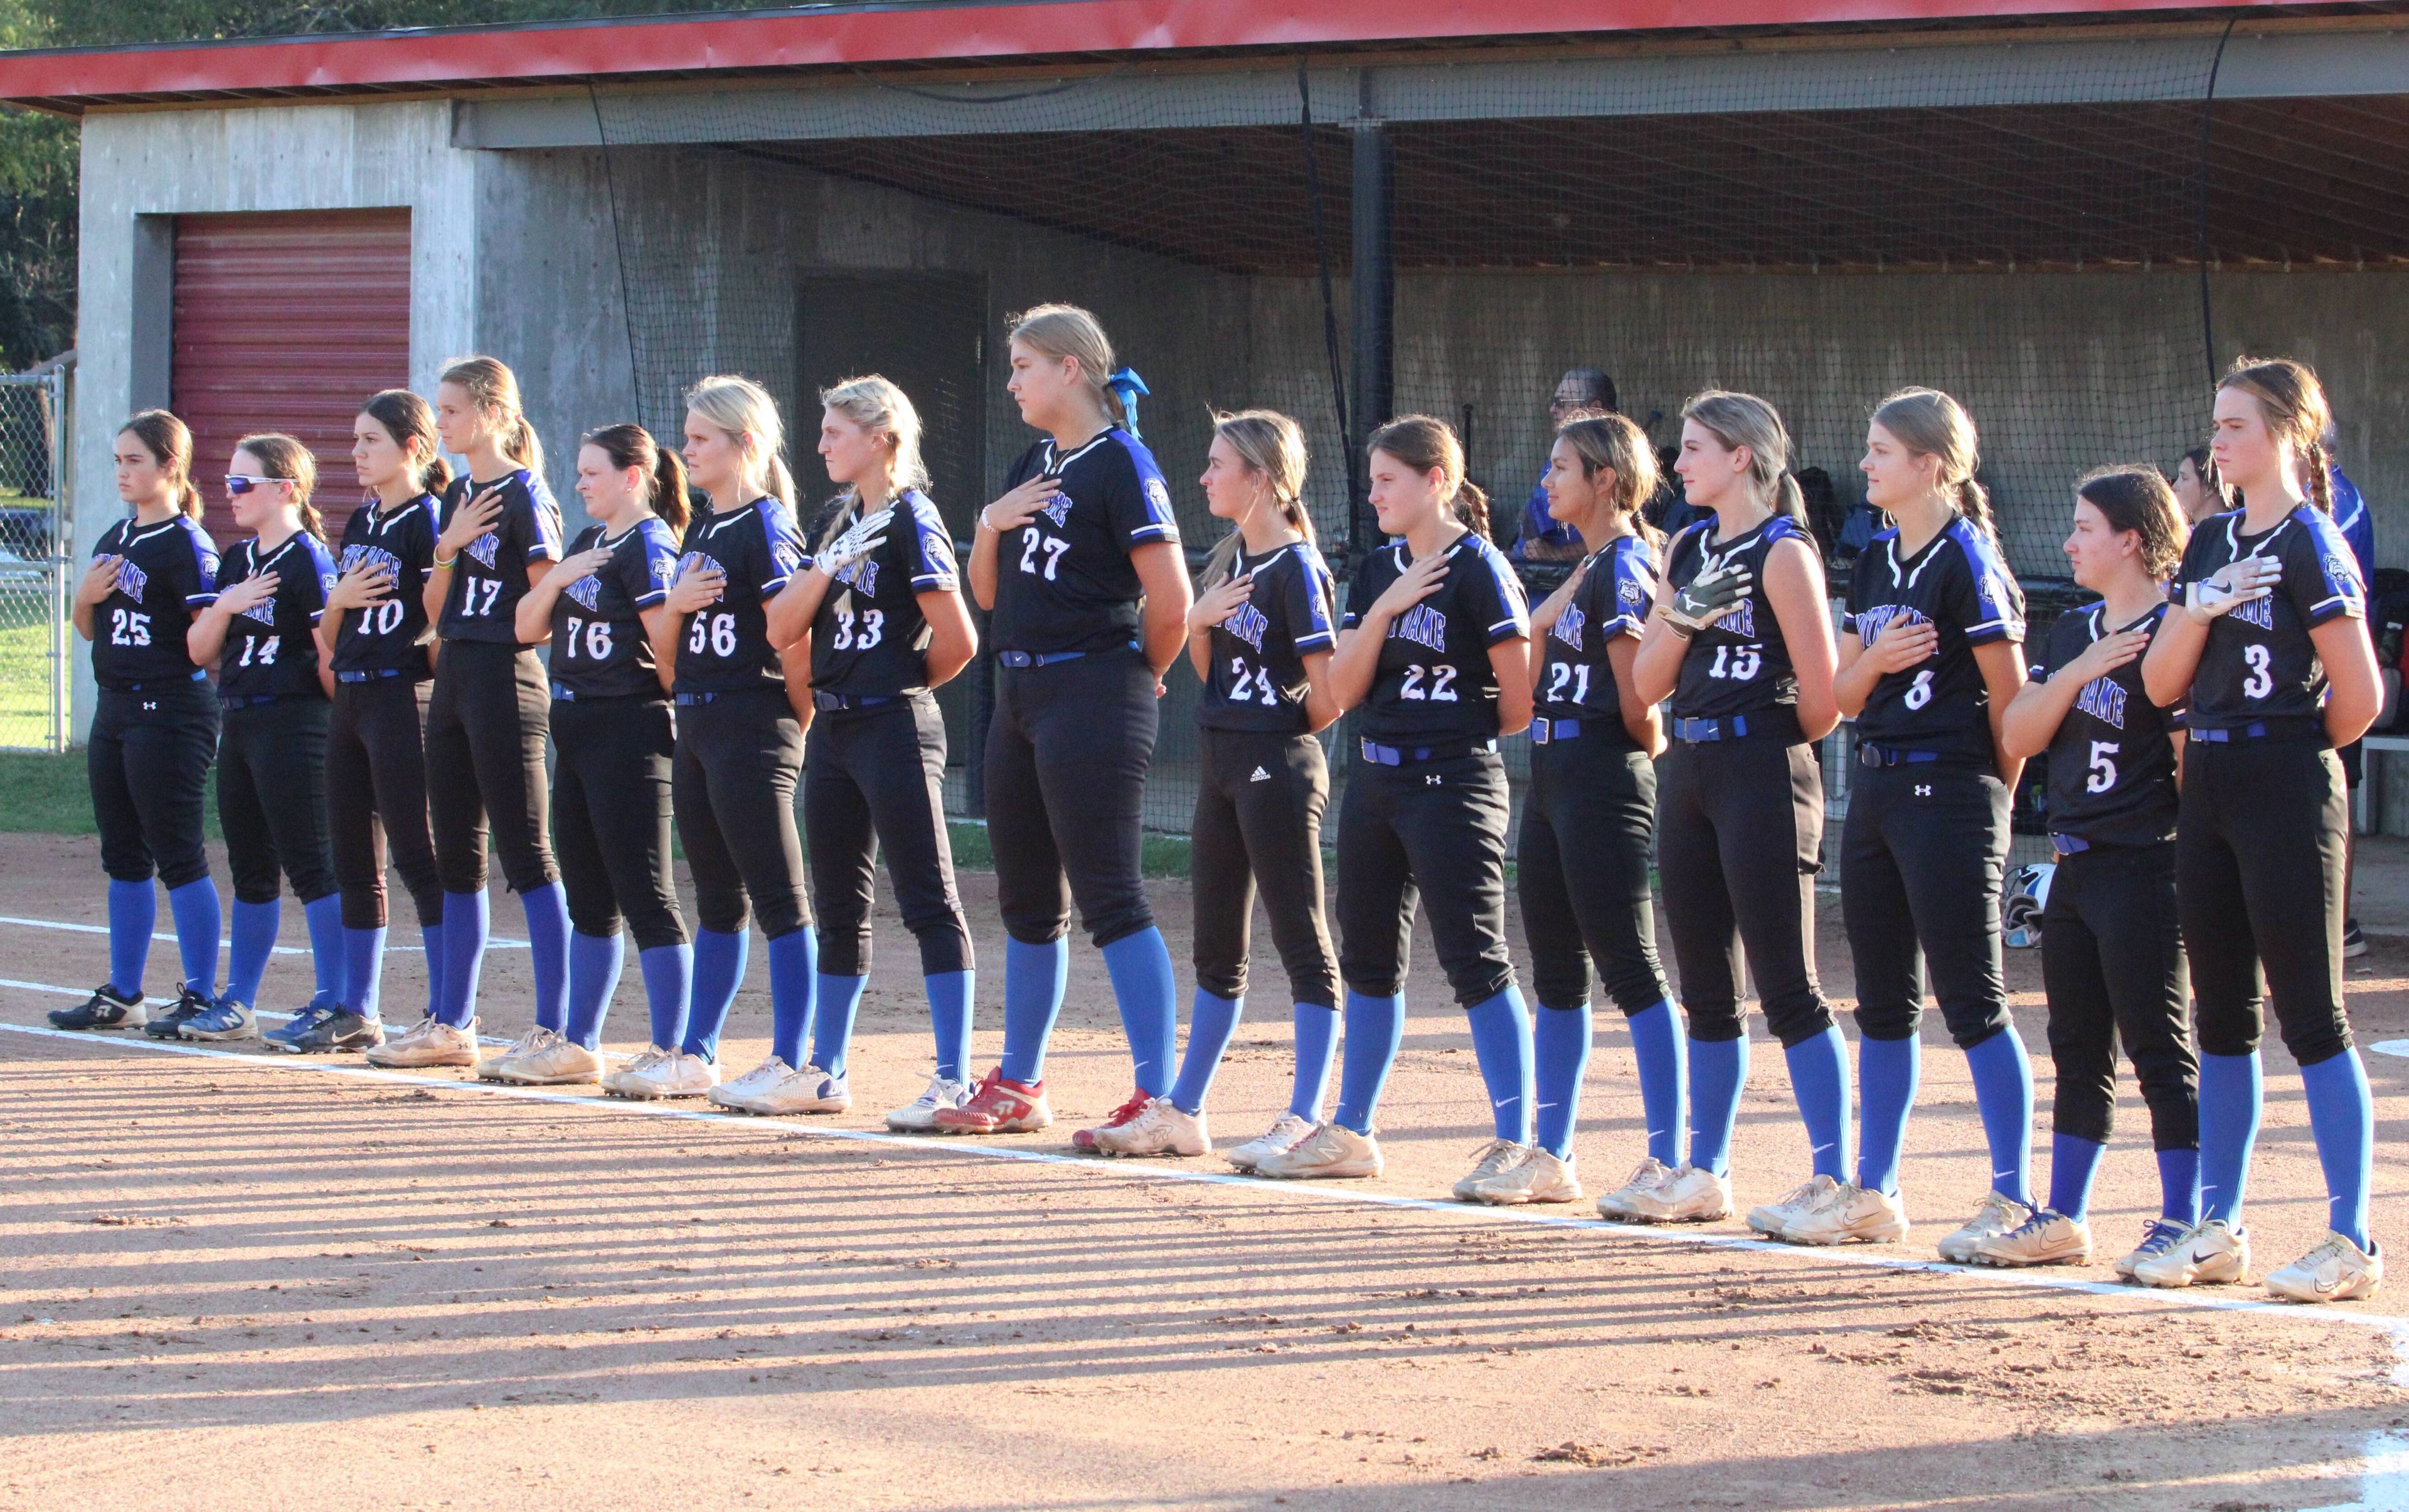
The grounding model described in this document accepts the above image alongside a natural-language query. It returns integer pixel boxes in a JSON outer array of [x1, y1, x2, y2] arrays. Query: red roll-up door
[[172, 209, 412, 545]]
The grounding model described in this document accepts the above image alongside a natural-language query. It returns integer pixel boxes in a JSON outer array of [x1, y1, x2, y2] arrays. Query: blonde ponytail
[[440, 356, 545, 481], [686, 375, 796, 511]]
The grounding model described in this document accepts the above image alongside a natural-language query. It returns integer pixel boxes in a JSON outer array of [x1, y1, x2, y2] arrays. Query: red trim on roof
[[0, 0, 2299, 107]]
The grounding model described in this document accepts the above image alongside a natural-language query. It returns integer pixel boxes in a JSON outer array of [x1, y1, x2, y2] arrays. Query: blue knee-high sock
[[2156, 1147, 2202, 1226], [925, 971, 974, 1082], [437, 889, 490, 1028], [302, 894, 344, 1007], [1687, 1033, 1749, 1176], [998, 937, 1070, 1085], [419, 923, 443, 1020], [1856, 1034, 1920, 1196], [2049, 1133, 2107, 1222], [766, 929, 817, 1070], [1100, 927, 1179, 1097], [1625, 1001, 1685, 1167], [683, 929, 749, 1062], [639, 943, 692, 1051], [1785, 1026, 1853, 1182], [564, 930, 625, 1051], [166, 878, 220, 995], [518, 881, 572, 1033], [1964, 1026, 2035, 1206], [343, 926, 387, 1021], [105, 879, 156, 999], [1533, 1003, 1593, 1161], [225, 899, 279, 1009], [2198, 1050, 2262, 1228], [811, 970, 868, 1078], [1169, 989, 1244, 1115], [1332, 991, 1405, 1135], [1465, 987, 1536, 1144], [2300, 1050, 2376, 1250], [1290, 1003, 1339, 1122]]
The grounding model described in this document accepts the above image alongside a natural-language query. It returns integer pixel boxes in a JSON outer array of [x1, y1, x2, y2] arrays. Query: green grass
[[939, 820, 1191, 879], [0, 617, 63, 750]]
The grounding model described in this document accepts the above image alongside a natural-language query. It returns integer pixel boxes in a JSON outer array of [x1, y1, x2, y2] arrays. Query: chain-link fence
[[0, 368, 69, 752]]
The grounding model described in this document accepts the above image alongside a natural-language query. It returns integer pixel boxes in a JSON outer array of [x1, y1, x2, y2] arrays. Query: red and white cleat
[[1073, 1089, 1154, 1153], [930, 1068, 1052, 1135]]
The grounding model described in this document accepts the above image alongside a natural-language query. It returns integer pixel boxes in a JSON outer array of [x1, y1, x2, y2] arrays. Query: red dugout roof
[[0, 0, 2334, 115]]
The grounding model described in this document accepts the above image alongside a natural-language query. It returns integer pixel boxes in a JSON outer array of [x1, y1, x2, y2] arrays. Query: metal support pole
[[1348, 115, 1394, 557]]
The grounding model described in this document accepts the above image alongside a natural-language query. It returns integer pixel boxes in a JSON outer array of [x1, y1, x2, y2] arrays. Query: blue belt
[[2051, 833, 2090, 855], [221, 693, 284, 710], [121, 670, 209, 692], [550, 682, 578, 701], [1359, 738, 1496, 766], [1671, 715, 1755, 743], [1860, 743, 1942, 767], [675, 691, 723, 706], [2190, 721, 2269, 743], [814, 690, 894, 711], [1531, 716, 1582, 744], [338, 668, 408, 684], [999, 649, 1087, 668]]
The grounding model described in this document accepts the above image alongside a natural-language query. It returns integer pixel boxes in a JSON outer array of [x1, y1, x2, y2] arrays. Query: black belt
[[1859, 743, 1943, 768], [115, 670, 209, 693], [338, 668, 409, 684], [1530, 716, 1581, 744], [1359, 738, 1496, 766], [814, 690, 895, 711], [221, 693, 288, 710]]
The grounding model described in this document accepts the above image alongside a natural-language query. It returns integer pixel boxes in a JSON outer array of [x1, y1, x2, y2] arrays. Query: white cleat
[[886, 1074, 973, 1132], [1782, 1181, 1910, 1246], [1622, 1164, 1733, 1225], [476, 1026, 560, 1083], [1468, 1147, 1581, 1206], [1595, 1156, 1676, 1220], [491, 1035, 604, 1086], [708, 1055, 796, 1112], [2263, 1231, 2382, 1304], [1747, 1174, 1839, 1238], [600, 1045, 673, 1097], [1253, 1122, 1383, 1180], [1094, 1095, 1211, 1157], [1452, 1138, 1533, 1201], [745, 1063, 851, 1116], [1224, 1113, 1315, 1172], [1938, 1191, 2033, 1264], [2115, 1218, 2193, 1281], [606, 1048, 717, 1100], [2130, 1218, 2250, 1289], [365, 1015, 480, 1069], [1972, 1209, 2092, 1267]]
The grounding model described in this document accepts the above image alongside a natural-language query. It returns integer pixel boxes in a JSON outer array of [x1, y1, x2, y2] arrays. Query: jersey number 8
[[687, 612, 737, 658]]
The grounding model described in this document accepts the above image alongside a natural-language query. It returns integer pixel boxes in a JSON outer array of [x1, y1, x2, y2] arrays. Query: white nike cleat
[[599, 1045, 673, 1097], [1469, 1147, 1581, 1205], [1781, 1181, 1910, 1246], [1972, 1209, 2092, 1267], [707, 1055, 796, 1112], [1253, 1122, 1383, 1180], [1452, 1138, 1533, 1201], [1224, 1112, 1315, 1172], [2263, 1231, 2382, 1303], [476, 1025, 560, 1083], [1746, 1174, 1839, 1238], [607, 1048, 716, 1100], [1622, 1164, 1733, 1224], [1094, 1095, 1211, 1157], [2115, 1218, 2192, 1281], [365, 1015, 479, 1069], [886, 1073, 972, 1132], [1595, 1156, 1676, 1220], [1938, 1191, 2033, 1264], [491, 1035, 604, 1085], [2130, 1218, 2250, 1289], [745, 1063, 851, 1116]]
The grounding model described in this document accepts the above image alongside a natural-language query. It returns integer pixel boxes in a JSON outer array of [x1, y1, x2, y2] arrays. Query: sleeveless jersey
[[1342, 531, 1529, 745], [1664, 514, 1809, 722], [549, 517, 682, 700], [437, 469, 563, 645], [1845, 516, 2026, 764], [214, 531, 337, 700], [2171, 504, 2364, 732], [806, 489, 959, 704], [994, 428, 1180, 655], [2033, 601, 2182, 846], [1196, 538, 1337, 735], [674, 496, 807, 694], [1536, 533, 1656, 734], [329, 494, 439, 678], [89, 513, 219, 690]]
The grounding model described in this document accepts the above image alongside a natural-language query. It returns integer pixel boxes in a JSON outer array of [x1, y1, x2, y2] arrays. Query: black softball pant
[[218, 696, 337, 907], [805, 695, 970, 977], [1842, 762, 2013, 1049], [2179, 737, 2353, 1067], [985, 650, 1157, 949], [2042, 840, 2197, 1149], [674, 690, 809, 940], [553, 695, 686, 952], [89, 680, 217, 891], [1336, 750, 1514, 1006], [1656, 736, 1836, 1047], [425, 640, 556, 896], [327, 676, 443, 932], [1191, 725, 1337, 1008], [1519, 734, 1671, 1015]]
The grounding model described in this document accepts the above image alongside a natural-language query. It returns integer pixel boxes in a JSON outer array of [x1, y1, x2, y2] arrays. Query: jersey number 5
[[2087, 739, 2119, 794]]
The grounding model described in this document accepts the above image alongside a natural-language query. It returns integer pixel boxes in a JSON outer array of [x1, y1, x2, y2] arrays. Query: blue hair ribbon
[[1107, 367, 1150, 439]]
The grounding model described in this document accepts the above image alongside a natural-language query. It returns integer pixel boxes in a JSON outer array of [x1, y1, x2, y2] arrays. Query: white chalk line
[[0, 912, 529, 956]]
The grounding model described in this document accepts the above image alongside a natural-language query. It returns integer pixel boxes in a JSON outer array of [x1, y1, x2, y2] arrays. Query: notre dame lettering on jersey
[[90, 514, 220, 689], [1343, 532, 1529, 745], [2034, 602, 2183, 846], [994, 428, 1181, 655], [215, 531, 338, 700], [550, 517, 682, 700], [1536, 534, 1655, 736], [330, 494, 439, 678], [1198, 540, 1337, 735], [1664, 514, 1808, 721], [806, 489, 959, 705], [2171, 504, 2364, 732], [1845, 516, 2025, 763], [674, 496, 807, 693], [437, 469, 563, 645]]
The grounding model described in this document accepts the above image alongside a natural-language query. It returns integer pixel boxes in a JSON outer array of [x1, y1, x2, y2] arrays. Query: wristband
[[433, 553, 458, 570]]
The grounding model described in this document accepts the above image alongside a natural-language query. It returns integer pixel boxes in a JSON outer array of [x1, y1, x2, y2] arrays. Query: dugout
[[14, 1, 2409, 831]]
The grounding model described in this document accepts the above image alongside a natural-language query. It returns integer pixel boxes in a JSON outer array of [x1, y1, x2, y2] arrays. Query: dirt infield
[[4, 829, 2408, 1510]]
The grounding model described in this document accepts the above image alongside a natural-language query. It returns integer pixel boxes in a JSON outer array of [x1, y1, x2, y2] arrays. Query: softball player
[[1256, 413, 1536, 1193], [496, 425, 691, 1087], [1625, 391, 1851, 1231], [370, 357, 570, 1069], [605, 375, 818, 1102], [749, 376, 979, 1124], [2137, 358, 2385, 1301], [54, 412, 223, 1036], [1982, 466, 2198, 1273], [942, 305, 1193, 1143], [1821, 388, 2033, 1257], [304, 390, 447, 1053], [1097, 409, 1342, 1163], [1508, 413, 1674, 1206], [180, 434, 343, 1041]]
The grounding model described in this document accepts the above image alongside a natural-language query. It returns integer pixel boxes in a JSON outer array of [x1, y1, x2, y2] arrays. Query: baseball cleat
[[1938, 1191, 2033, 1264], [1973, 1209, 2092, 1267], [51, 984, 147, 1032], [1468, 1147, 1581, 1205], [1073, 1089, 1154, 1153], [932, 1069, 1051, 1134], [366, 1015, 480, 1069], [1094, 1095, 1211, 1157], [1253, 1122, 1383, 1180], [1781, 1181, 1910, 1246], [2263, 1232, 2381, 1304], [2130, 1218, 2249, 1289], [1622, 1164, 1733, 1224], [1224, 1113, 1315, 1172], [1747, 1174, 1838, 1238], [886, 1073, 972, 1132]]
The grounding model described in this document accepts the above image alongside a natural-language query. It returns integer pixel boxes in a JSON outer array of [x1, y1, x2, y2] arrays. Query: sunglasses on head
[[224, 475, 295, 496]]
